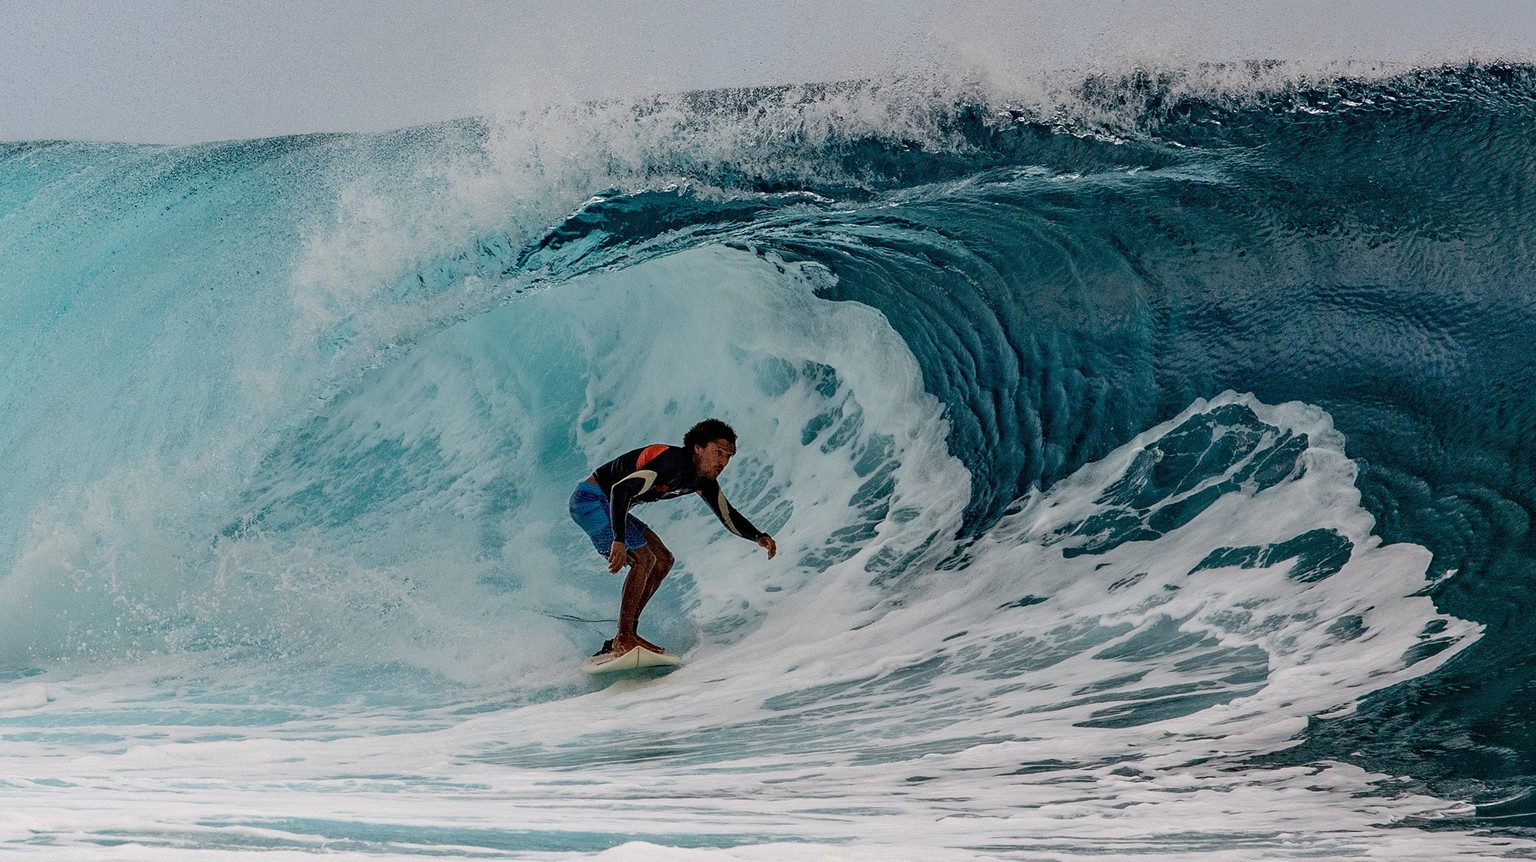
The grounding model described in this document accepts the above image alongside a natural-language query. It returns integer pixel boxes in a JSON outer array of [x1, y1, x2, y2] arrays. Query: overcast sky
[[3, 0, 1533, 144]]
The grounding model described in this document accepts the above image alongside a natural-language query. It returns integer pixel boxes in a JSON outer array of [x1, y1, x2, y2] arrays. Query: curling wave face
[[0, 62, 1534, 853]]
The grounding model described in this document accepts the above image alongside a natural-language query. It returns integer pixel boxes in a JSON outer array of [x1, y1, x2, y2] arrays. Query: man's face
[[693, 439, 736, 479]]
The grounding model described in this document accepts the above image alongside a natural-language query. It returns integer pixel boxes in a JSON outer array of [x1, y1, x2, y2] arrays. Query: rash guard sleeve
[[607, 469, 658, 546], [696, 476, 766, 542]]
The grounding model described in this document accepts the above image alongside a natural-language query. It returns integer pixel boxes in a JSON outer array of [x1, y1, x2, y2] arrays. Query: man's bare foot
[[611, 634, 665, 655]]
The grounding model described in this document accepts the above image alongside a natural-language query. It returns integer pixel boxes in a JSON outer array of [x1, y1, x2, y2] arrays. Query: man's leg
[[614, 544, 657, 655], [612, 531, 675, 655], [637, 528, 675, 610]]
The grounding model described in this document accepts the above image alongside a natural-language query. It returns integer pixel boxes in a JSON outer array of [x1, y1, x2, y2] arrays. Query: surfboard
[[580, 645, 682, 675]]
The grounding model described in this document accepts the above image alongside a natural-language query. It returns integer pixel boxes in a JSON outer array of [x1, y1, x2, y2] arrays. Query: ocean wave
[[1, 61, 1534, 819]]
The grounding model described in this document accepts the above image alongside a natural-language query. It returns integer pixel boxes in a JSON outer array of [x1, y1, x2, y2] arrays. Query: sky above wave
[[2, 0, 1533, 144]]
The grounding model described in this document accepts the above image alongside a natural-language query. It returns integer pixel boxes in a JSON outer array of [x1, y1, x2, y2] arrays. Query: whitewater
[[2, 63, 1536, 859]]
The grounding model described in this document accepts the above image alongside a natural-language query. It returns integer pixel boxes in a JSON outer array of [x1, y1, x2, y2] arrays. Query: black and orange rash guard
[[590, 444, 766, 546]]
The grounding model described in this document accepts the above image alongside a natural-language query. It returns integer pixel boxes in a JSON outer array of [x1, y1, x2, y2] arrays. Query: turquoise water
[[2, 64, 1535, 859]]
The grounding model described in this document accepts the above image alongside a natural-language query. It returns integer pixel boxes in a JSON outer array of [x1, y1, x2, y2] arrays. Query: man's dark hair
[[684, 418, 737, 450]]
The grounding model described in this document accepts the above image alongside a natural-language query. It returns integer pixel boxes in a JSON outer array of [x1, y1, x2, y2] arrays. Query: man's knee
[[653, 547, 675, 572], [628, 545, 658, 570], [642, 531, 675, 571]]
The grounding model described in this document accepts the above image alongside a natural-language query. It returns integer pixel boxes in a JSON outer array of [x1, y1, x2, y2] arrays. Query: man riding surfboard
[[569, 419, 777, 660]]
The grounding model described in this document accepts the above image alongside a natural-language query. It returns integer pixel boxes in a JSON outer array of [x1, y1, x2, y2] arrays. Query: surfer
[[569, 419, 777, 659]]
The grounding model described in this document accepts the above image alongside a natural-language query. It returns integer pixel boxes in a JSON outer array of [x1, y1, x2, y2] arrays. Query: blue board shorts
[[569, 481, 650, 556]]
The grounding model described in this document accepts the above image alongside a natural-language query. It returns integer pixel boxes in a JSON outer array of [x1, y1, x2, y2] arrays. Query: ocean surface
[[2, 63, 1535, 859]]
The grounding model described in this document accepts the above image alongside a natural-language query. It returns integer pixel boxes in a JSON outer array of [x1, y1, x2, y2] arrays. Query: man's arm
[[607, 470, 657, 546], [697, 478, 776, 558]]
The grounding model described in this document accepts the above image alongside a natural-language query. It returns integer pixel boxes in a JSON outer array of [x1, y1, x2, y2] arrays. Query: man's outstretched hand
[[608, 542, 627, 574], [758, 535, 777, 560]]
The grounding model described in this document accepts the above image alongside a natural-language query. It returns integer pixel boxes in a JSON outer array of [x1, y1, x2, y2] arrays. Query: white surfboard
[[580, 645, 682, 675]]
